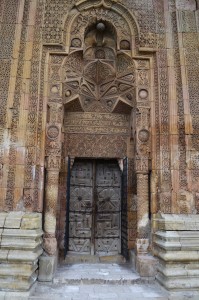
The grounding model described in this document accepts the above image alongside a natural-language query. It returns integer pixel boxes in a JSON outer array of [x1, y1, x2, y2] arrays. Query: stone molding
[[153, 213, 199, 231], [0, 212, 43, 291], [154, 213, 199, 291]]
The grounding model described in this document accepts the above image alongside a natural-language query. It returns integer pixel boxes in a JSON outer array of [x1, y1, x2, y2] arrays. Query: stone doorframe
[[41, 0, 156, 265]]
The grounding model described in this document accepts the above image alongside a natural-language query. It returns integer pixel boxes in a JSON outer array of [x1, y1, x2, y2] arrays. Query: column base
[[130, 250, 158, 278], [38, 250, 58, 282]]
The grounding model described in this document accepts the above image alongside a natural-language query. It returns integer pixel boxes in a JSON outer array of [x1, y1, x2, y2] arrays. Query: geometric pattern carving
[[65, 133, 128, 159], [68, 160, 121, 255], [63, 111, 130, 159], [63, 51, 135, 113], [62, 15, 136, 114]]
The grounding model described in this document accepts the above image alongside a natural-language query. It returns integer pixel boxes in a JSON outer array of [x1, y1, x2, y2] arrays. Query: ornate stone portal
[[43, 1, 152, 264], [0, 0, 199, 293]]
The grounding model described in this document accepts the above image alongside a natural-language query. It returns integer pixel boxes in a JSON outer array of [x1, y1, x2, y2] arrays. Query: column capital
[[135, 157, 149, 174], [46, 155, 61, 171]]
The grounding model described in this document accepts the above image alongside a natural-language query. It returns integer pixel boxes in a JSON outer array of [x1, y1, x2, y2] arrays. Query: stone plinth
[[130, 250, 158, 278], [154, 214, 199, 291], [38, 251, 58, 282], [0, 212, 43, 291]]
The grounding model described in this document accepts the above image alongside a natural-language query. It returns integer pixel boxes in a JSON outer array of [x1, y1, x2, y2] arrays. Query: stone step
[[53, 275, 143, 285], [62, 254, 126, 264], [52, 263, 152, 285]]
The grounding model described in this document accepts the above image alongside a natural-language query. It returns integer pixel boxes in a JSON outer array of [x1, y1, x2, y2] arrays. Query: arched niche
[[63, 0, 140, 56]]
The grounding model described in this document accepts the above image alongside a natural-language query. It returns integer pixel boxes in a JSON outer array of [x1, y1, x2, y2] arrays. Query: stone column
[[43, 168, 60, 256], [132, 104, 158, 277], [134, 166, 158, 277], [39, 157, 60, 282], [134, 108, 151, 254], [137, 173, 149, 239], [39, 102, 63, 281], [135, 159, 150, 254]]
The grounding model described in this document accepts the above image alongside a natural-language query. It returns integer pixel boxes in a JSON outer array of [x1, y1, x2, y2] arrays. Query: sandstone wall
[[0, 0, 198, 216]]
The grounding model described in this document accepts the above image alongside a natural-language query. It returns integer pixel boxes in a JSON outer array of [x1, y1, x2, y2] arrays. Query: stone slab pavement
[[29, 263, 199, 300], [30, 282, 168, 300], [52, 263, 142, 284], [28, 283, 199, 300], [1, 263, 199, 299], [30, 263, 169, 300]]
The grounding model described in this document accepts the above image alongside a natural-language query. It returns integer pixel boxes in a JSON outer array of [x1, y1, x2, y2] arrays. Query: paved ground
[[1, 263, 199, 299], [25, 263, 199, 300], [30, 282, 168, 300], [53, 263, 142, 284], [30, 263, 169, 300]]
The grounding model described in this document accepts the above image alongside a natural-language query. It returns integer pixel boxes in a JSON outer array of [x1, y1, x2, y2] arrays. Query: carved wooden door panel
[[95, 161, 121, 255], [121, 157, 128, 259], [68, 159, 121, 255], [68, 160, 93, 254]]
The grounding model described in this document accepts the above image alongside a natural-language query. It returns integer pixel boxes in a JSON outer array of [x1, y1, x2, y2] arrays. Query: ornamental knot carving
[[138, 129, 150, 143], [47, 125, 59, 140]]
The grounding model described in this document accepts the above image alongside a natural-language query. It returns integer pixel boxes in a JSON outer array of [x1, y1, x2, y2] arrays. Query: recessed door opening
[[66, 159, 122, 256]]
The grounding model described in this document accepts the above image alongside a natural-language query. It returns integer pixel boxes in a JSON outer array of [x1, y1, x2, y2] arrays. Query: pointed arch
[[63, 0, 140, 56]]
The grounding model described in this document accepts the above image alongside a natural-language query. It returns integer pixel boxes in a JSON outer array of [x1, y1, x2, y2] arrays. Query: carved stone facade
[[0, 0, 199, 292]]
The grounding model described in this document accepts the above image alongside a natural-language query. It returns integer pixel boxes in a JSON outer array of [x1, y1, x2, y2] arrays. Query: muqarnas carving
[[62, 21, 135, 114]]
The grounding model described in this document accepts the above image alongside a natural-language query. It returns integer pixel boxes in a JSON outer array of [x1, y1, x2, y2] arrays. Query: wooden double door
[[67, 159, 121, 255]]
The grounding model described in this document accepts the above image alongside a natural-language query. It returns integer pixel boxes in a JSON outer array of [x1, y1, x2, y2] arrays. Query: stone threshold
[[62, 254, 126, 264], [52, 263, 155, 285]]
